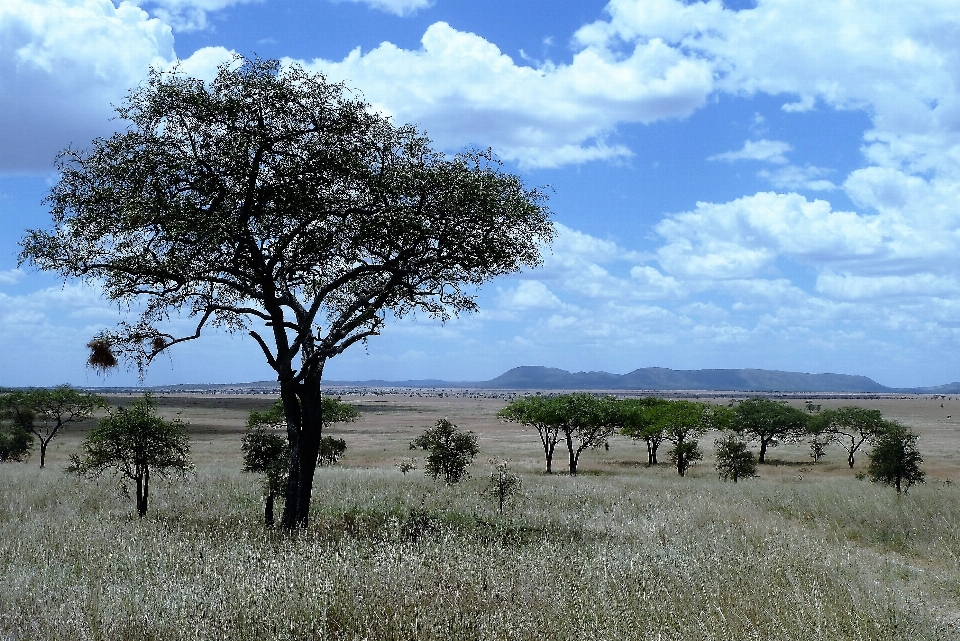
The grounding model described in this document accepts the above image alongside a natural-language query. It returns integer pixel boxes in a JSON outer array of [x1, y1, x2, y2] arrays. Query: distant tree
[[484, 459, 522, 514], [20, 386, 107, 467], [396, 458, 418, 475], [553, 393, 617, 476], [242, 397, 357, 526], [68, 395, 191, 518], [0, 422, 33, 463], [21, 56, 552, 530], [498, 395, 563, 473], [714, 432, 758, 482], [318, 436, 347, 466], [0, 392, 34, 462], [410, 418, 480, 484], [661, 401, 724, 477], [868, 421, 925, 494], [733, 398, 808, 464], [810, 406, 885, 468], [613, 397, 671, 466]]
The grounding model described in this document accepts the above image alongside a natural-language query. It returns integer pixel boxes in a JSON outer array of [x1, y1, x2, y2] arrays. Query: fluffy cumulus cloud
[[299, 21, 713, 167], [0, 0, 234, 173]]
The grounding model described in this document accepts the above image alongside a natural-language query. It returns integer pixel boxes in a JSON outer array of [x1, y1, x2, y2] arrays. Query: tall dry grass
[[2, 458, 958, 640]]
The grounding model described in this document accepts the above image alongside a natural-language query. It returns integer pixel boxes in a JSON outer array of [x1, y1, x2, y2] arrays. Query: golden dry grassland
[[2, 391, 959, 640]]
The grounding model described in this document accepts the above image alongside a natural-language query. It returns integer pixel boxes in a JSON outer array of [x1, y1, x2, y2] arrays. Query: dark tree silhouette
[[20, 56, 552, 529]]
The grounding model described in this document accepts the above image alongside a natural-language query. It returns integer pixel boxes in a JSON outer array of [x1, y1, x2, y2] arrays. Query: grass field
[[2, 392, 959, 640]]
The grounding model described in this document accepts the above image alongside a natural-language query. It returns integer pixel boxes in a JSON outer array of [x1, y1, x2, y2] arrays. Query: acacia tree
[[68, 395, 191, 518], [554, 393, 616, 476], [810, 406, 885, 468], [733, 397, 808, 464], [497, 395, 563, 473], [660, 400, 726, 477], [868, 421, 925, 494], [15, 386, 106, 468], [613, 397, 670, 466], [20, 56, 552, 529]]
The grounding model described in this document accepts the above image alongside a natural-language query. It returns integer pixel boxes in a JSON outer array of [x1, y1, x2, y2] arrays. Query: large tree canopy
[[19, 56, 553, 528]]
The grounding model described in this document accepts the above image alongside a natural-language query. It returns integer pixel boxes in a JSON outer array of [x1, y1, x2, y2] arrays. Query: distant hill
[[479, 366, 892, 393], [92, 366, 960, 394]]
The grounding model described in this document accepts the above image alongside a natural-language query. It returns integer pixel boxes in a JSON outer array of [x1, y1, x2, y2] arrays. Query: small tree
[[613, 397, 671, 466], [810, 406, 885, 468], [554, 394, 617, 476], [26, 386, 107, 468], [714, 432, 758, 482], [734, 398, 808, 464], [0, 392, 35, 463], [0, 423, 33, 463], [410, 418, 479, 484], [868, 422, 925, 494], [498, 395, 563, 473], [68, 395, 191, 518], [661, 401, 723, 477], [318, 436, 347, 466], [242, 423, 288, 528], [484, 460, 522, 514]]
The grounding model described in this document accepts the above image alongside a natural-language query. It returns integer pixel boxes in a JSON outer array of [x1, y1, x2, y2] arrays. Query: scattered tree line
[[499, 393, 925, 493]]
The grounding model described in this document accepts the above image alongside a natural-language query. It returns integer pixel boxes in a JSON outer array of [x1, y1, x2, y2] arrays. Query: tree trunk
[[135, 468, 149, 518], [545, 448, 553, 474], [265, 492, 275, 528], [566, 431, 577, 475], [39, 440, 48, 468], [280, 367, 324, 530], [848, 451, 856, 468], [758, 438, 768, 464]]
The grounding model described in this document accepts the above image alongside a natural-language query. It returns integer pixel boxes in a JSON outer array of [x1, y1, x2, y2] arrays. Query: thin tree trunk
[[566, 431, 576, 475], [39, 440, 48, 468], [759, 438, 768, 464], [265, 492, 275, 527]]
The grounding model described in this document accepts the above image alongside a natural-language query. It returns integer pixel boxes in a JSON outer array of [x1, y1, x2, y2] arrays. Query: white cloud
[[298, 21, 713, 168], [130, 0, 261, 31], [339, 0, 433, 17], [0, 0, 234, 173], [758, 164, 837, 191], [708, 139, 792, 164], [0, 269, 25, 284], [497, 280, 564, 311], [656, 192, 885, 281]]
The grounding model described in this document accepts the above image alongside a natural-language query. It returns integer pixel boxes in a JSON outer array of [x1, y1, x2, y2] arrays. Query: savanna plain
[[2, 391, 960, 640]]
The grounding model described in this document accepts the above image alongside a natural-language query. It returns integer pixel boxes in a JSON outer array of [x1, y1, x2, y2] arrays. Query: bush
[[410, 418, 479, 484], [319, 436, 347, 466], [484, 460, 522, 514], [868, 422, 925, 494], [714, 433, 758, 482], [0, 423, 33, 463]]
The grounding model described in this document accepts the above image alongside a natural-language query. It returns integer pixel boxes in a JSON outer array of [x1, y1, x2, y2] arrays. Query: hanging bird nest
[[151, 336, 167, 354], [86, 339, 118, 372]]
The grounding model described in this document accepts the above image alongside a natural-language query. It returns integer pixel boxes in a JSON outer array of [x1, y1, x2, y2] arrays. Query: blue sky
[[2, 0, 960, 388]]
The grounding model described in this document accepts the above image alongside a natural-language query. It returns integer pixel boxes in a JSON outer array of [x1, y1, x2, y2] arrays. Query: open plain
[[2, 391, 960, 640]]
